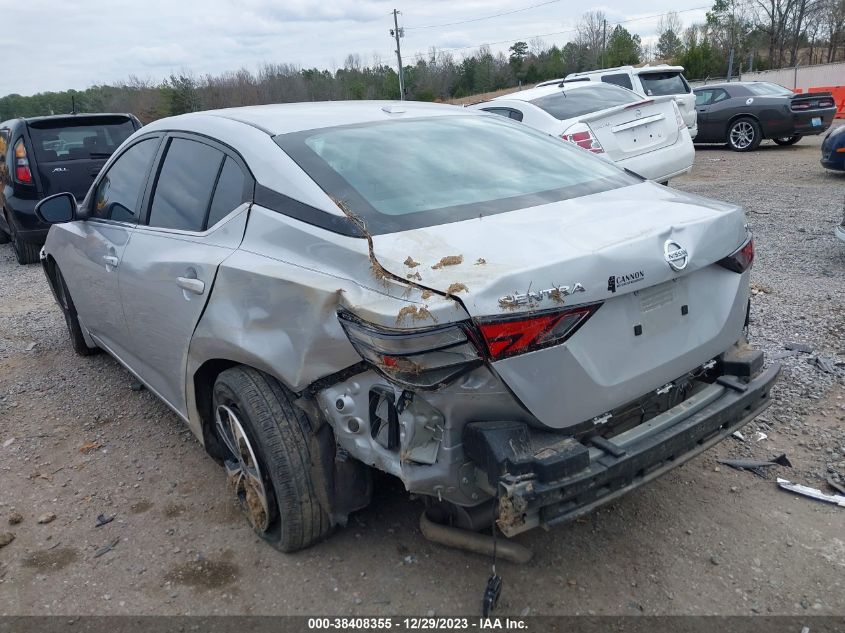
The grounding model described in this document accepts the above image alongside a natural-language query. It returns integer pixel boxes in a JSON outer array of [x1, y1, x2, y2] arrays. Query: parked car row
[[24, 98, 777, 552]]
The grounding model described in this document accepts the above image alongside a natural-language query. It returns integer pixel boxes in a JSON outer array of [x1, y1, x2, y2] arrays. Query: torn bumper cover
[[465, 363, 780, 537]]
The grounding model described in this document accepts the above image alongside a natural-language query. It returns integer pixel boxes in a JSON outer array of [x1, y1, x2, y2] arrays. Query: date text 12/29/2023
[[307, 617, 528, 630]]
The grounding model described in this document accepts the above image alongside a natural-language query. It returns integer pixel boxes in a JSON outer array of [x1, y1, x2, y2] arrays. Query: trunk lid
[[577, 96, 680, 161], [371, 182, 746, 316], [370, 182, 750, 429], [789, 91, 836, 112], [35, 156, 109, 199]]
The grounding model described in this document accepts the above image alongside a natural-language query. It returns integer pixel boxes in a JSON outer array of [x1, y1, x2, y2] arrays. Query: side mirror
[[35, 192, 77, 224]]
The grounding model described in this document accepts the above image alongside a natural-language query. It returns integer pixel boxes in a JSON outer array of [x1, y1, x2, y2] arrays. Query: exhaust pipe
[[419, 509, 533, 564]]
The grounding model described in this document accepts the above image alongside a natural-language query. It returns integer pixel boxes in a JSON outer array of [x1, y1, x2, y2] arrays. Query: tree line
[[1, 0, 843, 123]]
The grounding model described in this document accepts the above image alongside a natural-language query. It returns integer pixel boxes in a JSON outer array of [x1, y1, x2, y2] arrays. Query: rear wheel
[[0, 210, 10, 244], [773, 135, 802, 146], [54, 267, 99, 356], [213, 366, 331, 552], [9, 219, 40, 265], [727, 117, 762, 152]]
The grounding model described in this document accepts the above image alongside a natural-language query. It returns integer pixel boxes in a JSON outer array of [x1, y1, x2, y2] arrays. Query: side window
[[92, 137, 159, 222], [712, 89, 730, 103], [695, 90, 712, 106], [148, 138, 224, 232], [601, 73, 634, 90], [206, 157, 249, 228]]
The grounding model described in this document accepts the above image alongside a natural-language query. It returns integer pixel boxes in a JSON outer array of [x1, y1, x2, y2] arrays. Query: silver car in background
[[35, 102, 778, 551], [470, 82, 695, 184]]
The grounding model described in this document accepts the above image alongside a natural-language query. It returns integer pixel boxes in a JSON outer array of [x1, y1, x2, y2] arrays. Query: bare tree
[[577, 10, 607, 69]]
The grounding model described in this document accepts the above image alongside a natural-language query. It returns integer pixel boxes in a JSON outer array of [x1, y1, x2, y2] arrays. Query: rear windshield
[[28, 117, 136, 162], [746, 82, 793, 96], [276, 115, 637, 234], [529, 84, 639, 120], [639, 72, 691, 96]]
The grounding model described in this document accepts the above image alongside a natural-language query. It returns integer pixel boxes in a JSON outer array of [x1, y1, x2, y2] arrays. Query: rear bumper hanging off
[[466, 362, 780, 537]]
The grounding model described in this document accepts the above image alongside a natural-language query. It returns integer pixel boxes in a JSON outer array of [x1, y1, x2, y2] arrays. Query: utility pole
[[390, 9, 405, 100], [727, 47, 734, 81], [602, 18, 607, 68], [726, 1, 736, 81]]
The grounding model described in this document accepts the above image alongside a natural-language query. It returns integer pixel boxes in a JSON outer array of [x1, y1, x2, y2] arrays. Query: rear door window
[[147, 138, 225, 232], [28, 117, 136, 163], [206, 157, 249, 228], [92, 137, 159, 223], [639, 72, 691, 96], [601, 73, 634, 90], [530, 84, 638, 120]]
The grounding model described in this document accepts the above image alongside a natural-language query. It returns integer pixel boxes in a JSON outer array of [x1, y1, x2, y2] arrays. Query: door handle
[[176, 276, 205, 295], [102, 255, 119, 268]]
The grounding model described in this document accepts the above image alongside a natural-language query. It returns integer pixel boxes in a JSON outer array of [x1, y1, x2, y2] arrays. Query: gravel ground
[[0, 127, 844, 617]]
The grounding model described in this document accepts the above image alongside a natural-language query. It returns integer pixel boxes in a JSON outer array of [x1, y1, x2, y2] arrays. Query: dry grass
[[447, 87, 525, 105]]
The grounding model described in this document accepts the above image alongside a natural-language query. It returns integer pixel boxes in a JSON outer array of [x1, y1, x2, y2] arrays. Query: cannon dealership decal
[[607, 270, 645, 293]]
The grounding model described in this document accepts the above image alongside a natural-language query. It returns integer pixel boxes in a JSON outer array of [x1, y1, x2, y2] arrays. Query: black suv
[[0, 113, 142, 264]]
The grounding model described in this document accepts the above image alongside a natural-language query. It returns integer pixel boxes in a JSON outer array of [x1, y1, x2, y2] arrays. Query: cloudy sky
[[0, 0, 709, 96]]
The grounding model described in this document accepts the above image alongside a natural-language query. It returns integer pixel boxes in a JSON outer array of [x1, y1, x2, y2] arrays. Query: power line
[[404, 5, 710, 60], [406, 0, 563, 30]]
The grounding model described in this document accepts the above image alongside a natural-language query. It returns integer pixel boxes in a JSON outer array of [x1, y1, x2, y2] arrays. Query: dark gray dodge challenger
[[693, 81, 837, 151]]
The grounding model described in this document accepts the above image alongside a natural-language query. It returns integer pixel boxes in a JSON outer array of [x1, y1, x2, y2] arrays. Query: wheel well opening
[[194, 358, 239, 461], [728, 113, 759, 128], [43, 254, 60, 292]]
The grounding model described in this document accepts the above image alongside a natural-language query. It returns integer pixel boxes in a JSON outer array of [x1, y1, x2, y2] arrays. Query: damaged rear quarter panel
[[185, 206, 468, 433]]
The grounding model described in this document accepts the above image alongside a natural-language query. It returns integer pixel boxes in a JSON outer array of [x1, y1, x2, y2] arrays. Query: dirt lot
[[1, 128, 844, 617]]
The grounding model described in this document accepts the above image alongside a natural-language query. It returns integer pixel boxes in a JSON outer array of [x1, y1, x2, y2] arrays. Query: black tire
[[213, 366, 331, 552], [727, 117, 762, 152], [0, 210, 10, 245], [773, 135, 802, 146], [54, 267, 99, 356], [9, 219, 40, 265]]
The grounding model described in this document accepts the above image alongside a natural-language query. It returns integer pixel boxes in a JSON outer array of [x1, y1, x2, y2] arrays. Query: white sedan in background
[[470, 82, 695, 184]]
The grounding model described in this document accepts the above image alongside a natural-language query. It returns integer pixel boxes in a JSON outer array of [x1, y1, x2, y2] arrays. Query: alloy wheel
[[215, 404, 271, 532], [730, 121, 755, 150]]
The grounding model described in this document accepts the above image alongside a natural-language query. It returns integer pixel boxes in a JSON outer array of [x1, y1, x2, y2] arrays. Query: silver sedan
[[35, 102, 778, 551]]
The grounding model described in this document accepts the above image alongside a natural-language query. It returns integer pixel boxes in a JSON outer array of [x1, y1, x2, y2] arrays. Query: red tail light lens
[[561, 123, 604, 154], [13, 140, 32, 184], [477, 303, 602, 361], [718, 232, 754, 273]]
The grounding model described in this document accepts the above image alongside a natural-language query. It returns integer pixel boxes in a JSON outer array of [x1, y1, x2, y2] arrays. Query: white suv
[[564, 65, 698, 139]]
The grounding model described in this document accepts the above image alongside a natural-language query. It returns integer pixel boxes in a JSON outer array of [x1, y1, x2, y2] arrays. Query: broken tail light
[[477, 303, 602, 361], [561, 123, 604, 154], [718, 232, 754, 273], [13, 140, 32, 184], [338, 310, 482, 388]]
